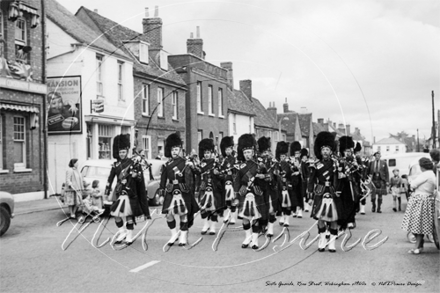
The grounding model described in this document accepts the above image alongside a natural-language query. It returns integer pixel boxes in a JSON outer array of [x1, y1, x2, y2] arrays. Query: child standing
[[91, 180, 103, 209], [401, 174, 409, 203], [389, 169, 402, 212]]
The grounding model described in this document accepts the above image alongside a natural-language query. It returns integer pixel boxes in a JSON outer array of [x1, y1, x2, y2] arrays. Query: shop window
[[98, 124, 113, 159], [13, 116, 27, 170]]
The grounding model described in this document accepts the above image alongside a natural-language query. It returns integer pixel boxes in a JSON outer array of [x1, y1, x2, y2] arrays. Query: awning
[[0, 103, 39, 113], [19, 3, 39, 16]]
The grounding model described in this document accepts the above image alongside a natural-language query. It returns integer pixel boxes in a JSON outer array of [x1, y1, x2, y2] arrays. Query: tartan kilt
[[372, 180, 387, 196]]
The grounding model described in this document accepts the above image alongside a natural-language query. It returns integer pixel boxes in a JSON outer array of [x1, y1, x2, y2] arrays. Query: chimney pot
[[318, 118, 324, 124], [154, 6, 159, 17], [145, 7, 149, 18], [283, 98, 289, 113], [196, 26, 200, 38], [190, 32, 193, 38]]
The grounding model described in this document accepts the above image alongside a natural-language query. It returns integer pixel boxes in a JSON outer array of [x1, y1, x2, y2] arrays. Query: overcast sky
[[56, 0, 440, 143]]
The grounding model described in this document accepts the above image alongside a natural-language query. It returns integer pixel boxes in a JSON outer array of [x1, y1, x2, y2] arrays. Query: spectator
[[367, 152, 389, 213], [91, 180, 103, 209], [65, 158, 86, 218], [401, 158, 436, 254], [389, 169, 402, 212], [401, 174, 409, 201]]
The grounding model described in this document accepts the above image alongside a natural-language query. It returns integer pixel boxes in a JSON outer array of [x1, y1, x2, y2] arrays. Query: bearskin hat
[[165, 132, 183, 158], [199, 138, 215, 159], [220, 136, 234, 157], [237, 133, 256, 162], [112, 134, 130, 159], [275, 141, 289, 161], [314, 131, 336, 160], [300, 148, 309, 159], [257, 136, 271, 153], [290, 141, 301, 156], [354, 142, 362, 153], [339, 136, 355, 156]]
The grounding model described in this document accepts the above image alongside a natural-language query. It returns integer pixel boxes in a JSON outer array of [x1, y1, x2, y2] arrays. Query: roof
[[374, 137, 406, 145], [278, 112, 313, 137], [312, 122, 326, 136], [251, 98, 278, 129], [228, 89, 256, 116], [278, 112, 298, 135], [45, 0, 129, 59], [76, 6, 186, 86], [298, 113, 312, 136]]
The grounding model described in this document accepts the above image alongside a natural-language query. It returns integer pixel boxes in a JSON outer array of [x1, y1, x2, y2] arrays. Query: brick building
[[76, 7, 187, 159], [168, 28, 228, 153], [0, 0, 47, 201]]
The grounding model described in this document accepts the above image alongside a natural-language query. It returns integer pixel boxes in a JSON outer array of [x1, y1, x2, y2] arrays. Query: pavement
[[14, 196, 67, 216]]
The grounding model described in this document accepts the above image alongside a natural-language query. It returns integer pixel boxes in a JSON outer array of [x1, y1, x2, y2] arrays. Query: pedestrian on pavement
[[65, 158, 86, 219], [91, 180, 103, 209], [401, 158, 436, 254], [368, 152, 389, 213], [390, 169, 403, 212]]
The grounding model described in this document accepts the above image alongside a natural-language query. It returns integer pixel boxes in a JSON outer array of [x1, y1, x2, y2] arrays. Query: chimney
[[240, 80, 252, 100], [300, 107, 308, 113], [346, 124, 351, 135], [283, 97, 289, 113], [317, 118, 324, 125], [142, 6, 163, 49], [220, 62, 233, 89], [267, 102, 277, 121], [187, 26, 204, 59], [338, 123, 345, 134]]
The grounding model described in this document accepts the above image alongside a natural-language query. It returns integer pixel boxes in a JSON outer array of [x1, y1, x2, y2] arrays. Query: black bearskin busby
[[199, 138, 215, 159], [275, 141, 289, 161], [237, 134, 256, 162], [354, 142, 362, 154], [165, 132, 183, 158], [339, 136, 355, 156], [220, 136, 234, 157], [314, 131, 336, 160], [112, 134, 130, 159], [300, 148, 309, 159], [257, 136, 271, 153], [290, 141, 301, 156]]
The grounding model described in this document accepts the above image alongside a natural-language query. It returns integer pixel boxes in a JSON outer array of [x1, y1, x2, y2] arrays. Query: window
[[218, 88, 224, 116], [386, 146, 390, 152], [197, 82, 202, 113], [15, 18, 27, 45], [172, 91, 178, 120], [249, 116, 252, 133], [0, 10, 3, 39], [198, 130, 203, 142], [208, 85, 214, 115], [117, 61, 124, 101], [13, 116, 26, 169], [139, 42, 149, 64], [142, 84, 150, 115], [0, 115, 3, 170], [157, 88, 164, 117], [388, 159, 396, 167], [142, 136, 151, 159], [396, 146, 399, 152], [98, 124, 113, 159], [96, 55, 104, 96], [233, 114, 237, 134], [377, 146, 381, 152]]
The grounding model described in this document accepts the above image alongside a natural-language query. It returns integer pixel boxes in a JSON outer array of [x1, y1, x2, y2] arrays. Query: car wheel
[[0, 206, 11, 237]]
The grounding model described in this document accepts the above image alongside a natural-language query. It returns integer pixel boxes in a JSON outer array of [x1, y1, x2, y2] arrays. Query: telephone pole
[[417, 129, 420, 152], [432, 91, 436, 149]]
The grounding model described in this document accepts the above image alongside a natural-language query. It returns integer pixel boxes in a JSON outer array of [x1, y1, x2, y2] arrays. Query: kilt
[[372, 180, 387, 196]]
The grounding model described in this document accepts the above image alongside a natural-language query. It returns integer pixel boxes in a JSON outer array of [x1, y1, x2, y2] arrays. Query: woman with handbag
[[65, 158, 86, 219]]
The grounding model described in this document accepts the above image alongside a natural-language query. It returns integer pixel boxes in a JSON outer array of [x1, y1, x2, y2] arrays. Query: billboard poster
[[46, 76, 82, 135]]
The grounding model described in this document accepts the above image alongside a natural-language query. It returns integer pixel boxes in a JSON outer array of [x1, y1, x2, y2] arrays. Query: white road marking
[[130, 260, 161, 273]]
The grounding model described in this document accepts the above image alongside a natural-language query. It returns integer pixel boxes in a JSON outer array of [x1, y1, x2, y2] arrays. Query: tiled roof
[[374, 137, 405, 145], [278, 112, 297, 135], [298, 113, 312, 136], [251, 98, 278, 129], [76, 6, 186, 86], [312, 122, 326, 136], [45, 0, 129, 59], [228, 89, 256, 116]]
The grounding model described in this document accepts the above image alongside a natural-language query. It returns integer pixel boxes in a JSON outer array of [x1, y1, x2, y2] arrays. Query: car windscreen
[[81, 166, 111, 178]]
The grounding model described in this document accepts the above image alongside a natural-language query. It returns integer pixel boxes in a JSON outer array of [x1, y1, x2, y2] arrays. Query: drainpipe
[[41, 0, 48, 199]]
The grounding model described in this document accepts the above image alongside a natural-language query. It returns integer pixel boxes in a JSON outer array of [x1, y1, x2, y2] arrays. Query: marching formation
[[88, 130, 378, 253]]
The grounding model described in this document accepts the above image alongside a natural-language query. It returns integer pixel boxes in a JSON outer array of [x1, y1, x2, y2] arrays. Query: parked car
[[382, 152, 431, 180], [0, 191, 15, 236], [80, 158, 164, 206]]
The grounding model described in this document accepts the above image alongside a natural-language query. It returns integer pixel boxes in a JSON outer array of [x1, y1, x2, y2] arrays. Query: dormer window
[[139, 42, 149, 64], [159, 50, 168, 71]]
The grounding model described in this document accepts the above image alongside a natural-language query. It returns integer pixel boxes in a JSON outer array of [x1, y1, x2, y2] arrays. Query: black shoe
[[178, 243, 186, 247], [209, 231, 216, 235], [329, 249, 336, 253], [318, 248, 325, 252], [201, 230, 207, 235], [242, 243, 249, 249], [251, 244, 259, 250], [377, 210, 382, 213], [372, 207, 376, 213], [393, 208, 396, 212]]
